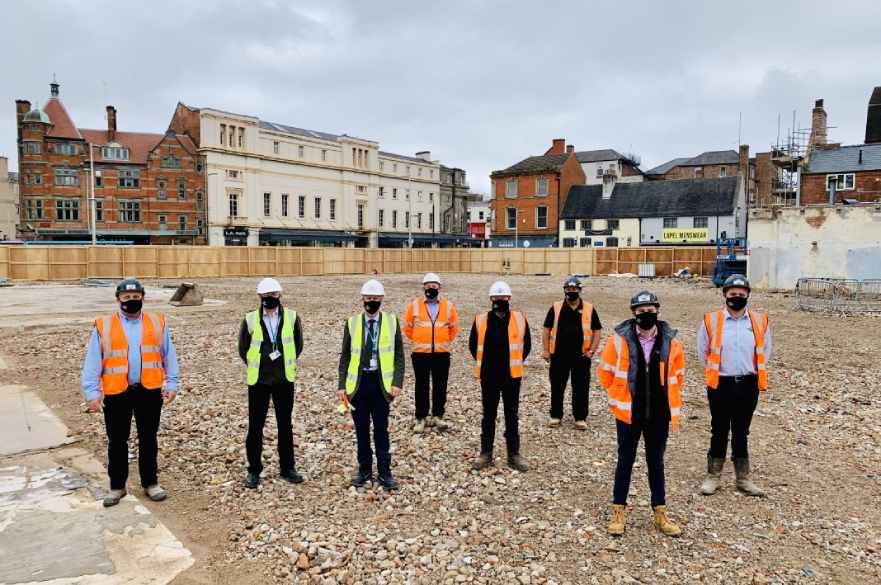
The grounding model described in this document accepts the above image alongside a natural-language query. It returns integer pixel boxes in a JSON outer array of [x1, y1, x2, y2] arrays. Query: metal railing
[[795, 278, 881, 313]]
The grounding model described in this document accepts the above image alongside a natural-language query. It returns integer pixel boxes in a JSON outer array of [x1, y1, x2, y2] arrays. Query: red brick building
[[800, 144, 881, 205], [489, 138, 586, 247], [16, 82, 206, 244]]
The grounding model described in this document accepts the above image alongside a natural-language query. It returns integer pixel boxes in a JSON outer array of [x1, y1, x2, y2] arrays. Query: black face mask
[[424, 288, 439, 300], [726, 296, 748, 311], [364, 300, 382, 314], [565, 291, 580, 302], [261, 296, 280, 309], [635, 312, 658, 330], [492, 300, 509, 313], [120, 299, 143, 314]]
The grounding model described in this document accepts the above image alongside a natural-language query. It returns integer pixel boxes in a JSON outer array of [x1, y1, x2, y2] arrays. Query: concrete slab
[[0, 385, 73, 457]]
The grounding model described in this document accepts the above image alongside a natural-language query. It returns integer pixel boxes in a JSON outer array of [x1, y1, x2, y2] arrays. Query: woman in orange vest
[[597, 290, 683, 537], [468, 281, 531, 472]]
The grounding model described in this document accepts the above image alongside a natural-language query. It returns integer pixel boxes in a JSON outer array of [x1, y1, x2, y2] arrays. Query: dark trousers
[[613, 419, 669, 506], [246, 382, 295, 475], [549, 353, 590, 420], [707, 375, 760, 460], [412, 352, 450, 420], [103, 385, 163, 490], [351, 372, 391, 474], [480, 377, 521, 455]]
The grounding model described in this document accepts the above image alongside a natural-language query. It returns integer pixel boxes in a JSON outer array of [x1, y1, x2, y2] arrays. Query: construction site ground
[[0, 274, 878, 585]]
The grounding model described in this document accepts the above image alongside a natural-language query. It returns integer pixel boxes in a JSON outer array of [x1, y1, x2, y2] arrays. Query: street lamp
[[407, 174, 413, 248], [87, 143, 98, 245]]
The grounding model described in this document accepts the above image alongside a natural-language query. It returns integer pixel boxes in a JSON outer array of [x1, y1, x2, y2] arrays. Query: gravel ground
[[2, 274, 879, 585]]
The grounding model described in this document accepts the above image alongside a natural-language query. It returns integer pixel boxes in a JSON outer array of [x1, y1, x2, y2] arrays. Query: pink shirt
[[636, 325, 657, 360]]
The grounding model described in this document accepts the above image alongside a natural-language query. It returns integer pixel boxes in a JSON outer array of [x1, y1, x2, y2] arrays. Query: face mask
[[262, 296, 280, 309], [492, 300, 509, 313], [726, 296, 748, 311], [565, 291, 580, 302], [364, 300, 382, 314], [635, 312, 658, 330], [424, 288, 439, 300], [120, 299, 143, 314]]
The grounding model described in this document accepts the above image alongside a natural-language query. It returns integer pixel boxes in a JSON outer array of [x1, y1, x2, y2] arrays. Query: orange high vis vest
[[95, 312, 166, 395], [597, 326, 685, 431], [473, 311, 526, 379], [548, 300, 595, 355], [403, 296, 458, 353], [703, 309, 769, 391]]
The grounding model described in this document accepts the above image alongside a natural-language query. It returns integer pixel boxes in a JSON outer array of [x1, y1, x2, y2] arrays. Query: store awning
[[260, 228, 361, 243]]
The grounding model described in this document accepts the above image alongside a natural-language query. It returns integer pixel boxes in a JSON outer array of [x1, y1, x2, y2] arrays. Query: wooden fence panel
[[568, 249, 593, 276], [48, 247, 88, 280]]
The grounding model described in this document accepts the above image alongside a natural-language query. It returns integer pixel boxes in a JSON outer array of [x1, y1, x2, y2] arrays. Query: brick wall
[[658, 164, 738, 181], [492, 172, 561, 237], [801, 171, 881, 205]]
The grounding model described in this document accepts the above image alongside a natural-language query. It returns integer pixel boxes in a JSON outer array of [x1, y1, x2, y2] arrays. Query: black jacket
[[468, 310, 532, 381], [238, 306, 304, 387], [337, 312, 405, 400]]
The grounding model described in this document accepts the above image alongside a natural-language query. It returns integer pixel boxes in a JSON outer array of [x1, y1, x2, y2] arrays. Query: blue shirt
[[697, 308, 773, 376], [81, 311, 180, 401], [262, 308, 280, 345], [425, 297, 440, 321]]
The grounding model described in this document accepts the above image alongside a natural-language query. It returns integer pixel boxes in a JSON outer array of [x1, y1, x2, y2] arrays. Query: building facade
[[15, 83, 206, 244], [465, 193, 491, 245], [489, 138, 587, 248], [575, 149, 644, 185], [645, 146, 756, 205], [439, 165, 469, 237], [0, 157, 18, 240], [168, 104, 443, 247]]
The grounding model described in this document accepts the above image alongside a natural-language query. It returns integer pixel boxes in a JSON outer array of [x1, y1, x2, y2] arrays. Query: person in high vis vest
[[542, 276, 602, 430], [403, 272, 459, 433], [337, 279, 404, 490], [469, 281, 531, 472], [238, 277, 305, 490], [697, 274, 772, 497], [598, 290, 683, 537], [81, 278, 180, 507]]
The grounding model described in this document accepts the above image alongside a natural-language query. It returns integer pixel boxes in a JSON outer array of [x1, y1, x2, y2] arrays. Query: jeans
[[612, 419, 669, 506], [103, 385, 163, 490], [549, 353, 590, 420], [246, 382, 295, 474], [412, 352, 450, 419], [706, 375, 760, 460], [351, 371, 391, 474]]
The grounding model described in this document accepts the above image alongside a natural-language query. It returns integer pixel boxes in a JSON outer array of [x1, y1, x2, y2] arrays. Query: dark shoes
[[351, 469, 373, 488], [472, 452, 493, 471], [507, 453, 529, 472], [244, 472, 260, 489], [280, 469, 304, 484], [103, 488, 126, 507], [377, 472, 399, 491]]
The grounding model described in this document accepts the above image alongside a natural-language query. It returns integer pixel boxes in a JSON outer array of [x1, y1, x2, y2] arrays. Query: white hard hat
[[257, 277, 283, 294], [422, 272, 441, 285], [489, 280, 512, 297], [360, 279, 386, 296]]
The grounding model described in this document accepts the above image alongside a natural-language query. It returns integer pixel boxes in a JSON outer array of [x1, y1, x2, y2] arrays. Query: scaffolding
[[769, 123, 810, 207]]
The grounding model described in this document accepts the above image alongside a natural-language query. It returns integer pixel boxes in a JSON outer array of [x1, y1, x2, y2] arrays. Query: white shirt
[[697, 307, 773, 376]]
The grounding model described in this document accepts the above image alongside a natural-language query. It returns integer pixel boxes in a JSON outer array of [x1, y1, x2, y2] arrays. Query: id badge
[[369, 356, 378, 369], [269, 350, 281, 361]]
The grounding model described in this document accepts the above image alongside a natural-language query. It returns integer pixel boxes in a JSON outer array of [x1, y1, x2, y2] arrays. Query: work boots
[[607, 504, 626, 536], [700, 456, 725, 495], [652, 505, 682, 537], [734, 458, 765, 497], [507, 452, 529, 472], [472, 452, 493, 471], [413, 419, 426, 434]]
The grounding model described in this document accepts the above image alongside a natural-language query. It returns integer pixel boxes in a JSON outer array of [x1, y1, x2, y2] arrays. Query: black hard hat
[[116, 278, 145, 297], [563, 276, 582, 289], [630, 290, 660, 309], [722, 274, 750, 292]]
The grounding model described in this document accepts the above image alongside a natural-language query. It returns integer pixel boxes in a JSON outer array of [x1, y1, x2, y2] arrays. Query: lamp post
[[407, 174, 413, 248], [88, 143, 98, 245]]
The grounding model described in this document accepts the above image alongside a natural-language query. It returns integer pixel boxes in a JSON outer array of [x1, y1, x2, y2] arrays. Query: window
[[357, 203, 365, 228], [478, 211, 485, 220], [536, 206, 548, 229], [392, 210, 398, 228], [429, 211, 434, 230], [608, 219, 620, 230], [95, 200, 103, 222], [237, 128, 244, 148], [418, 191, 422, 201], [565, 219, 576, 230], [178, 176, 186, 199], [179, 215, 187, 231], [506, 207, 517, 229], [329, 198, 336, 221], [263, 192, 271, 216], [101, 146, 129, 160], [220, 124, 226, 145], [505, 179, 518, 198], [694, 166, 704, 178], [158, 214, 167, 227], [393, 163, 398, 173], [429, 192, 434, 202], [405, 211, 410, 229], [418, 167, 422, 177], [227, 169, 239, 179], [321, 150, 327, 162], [405, 190, 410, 200], [94, 171, 102, 188], [720, 167, 727, 177], [827, 173, 855, 191], [378, 209, 385, 227], [118, 169, 140, 188], [357, 185, 367, 194], [158, 178, 166, 199], [406, 165, 410, 175], [606, 237, 619, 247], [25, 173, 42, 185], [118, 200, 141, 223], [54, 143, 77, 155], [23, 142, 41, 154], [196, 160, 203, 173], [417, 213, 422, 229], [314, 197, 321, 219], [228, 193, 239, 217], [161, 155, 181, 169], [431, 169, 435, 178], [281, 193, 289, 217], [536, 177, 549, 196], [580, 237, 592, 248], [196, 190, 204, 209], [298, 145, 304, 158], [392, 188, 398, 200], [379, 161, 384, 171], [273, 141, 279, 154], [563, 238, 577, 248], [197, 219, 204, 234], [580, 220, 589, 230], [693, 216, 708, 228], [229, 126, 235, 147], [298, 195, 305, 218], [663, 217, 678, 228], [26, 199, 44, 219], [379, 187, 385, 198], [54, 168, 79, 186]]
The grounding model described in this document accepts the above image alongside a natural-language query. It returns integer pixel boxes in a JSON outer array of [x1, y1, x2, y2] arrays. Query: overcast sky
[[4, 0, 880, 193]]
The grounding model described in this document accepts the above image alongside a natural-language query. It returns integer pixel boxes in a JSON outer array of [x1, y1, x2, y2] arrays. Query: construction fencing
[[795, 278, 881, 314], [0, 245, 719, 282]]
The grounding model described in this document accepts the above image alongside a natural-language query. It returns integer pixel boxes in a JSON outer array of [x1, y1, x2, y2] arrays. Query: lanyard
[[265, 312, 279, 350], [367, 317, 379, 352]]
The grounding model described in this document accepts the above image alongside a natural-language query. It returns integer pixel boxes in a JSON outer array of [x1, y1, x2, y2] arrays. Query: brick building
[[15, 82, 206, 244], [645, 146, 756, 205], [489, 138, 587, 247]]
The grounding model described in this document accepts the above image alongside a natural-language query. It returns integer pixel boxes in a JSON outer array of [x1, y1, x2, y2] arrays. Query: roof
[[645, 150, 739, 175], [561, 176, 739, 220], [43, 98, 82, 139], [803, 143, 881, 174], [866, 87, 881, 144], [493, 148, 632, 177], [79, 129, 164, 164], [574, 149, 627, 163], [379, 151, 433, 164], [23, 109, 51, 124], [259, 120, 341, 143]]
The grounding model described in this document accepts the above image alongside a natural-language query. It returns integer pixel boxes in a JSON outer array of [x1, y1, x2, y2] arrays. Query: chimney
[[738, 144, 749, 175], [546, 138, 566, 155], [106, 105, 117, 140], [866, 87, 881, 144], [809, 98, 828, 148], [566, 144, 575, 154], [415, 150, 431, 162], [602, 170, 617, 199], [15, 100, 30, 142]]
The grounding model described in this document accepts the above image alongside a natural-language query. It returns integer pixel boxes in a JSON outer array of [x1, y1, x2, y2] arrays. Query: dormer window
[[161, 155, 181, 169], [101, 144, 129, 161]]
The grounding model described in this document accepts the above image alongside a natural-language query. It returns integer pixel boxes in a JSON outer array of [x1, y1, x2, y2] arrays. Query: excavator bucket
[[169, 282, 204, 306]]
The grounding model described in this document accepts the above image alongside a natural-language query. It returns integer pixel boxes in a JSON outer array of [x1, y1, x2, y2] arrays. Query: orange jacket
[[473, 310, 526, 379], [403, 296, 458, 353], [703, 309, 769, 390], [547, 300, 596, 355], [95, 312, 165, 395]]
